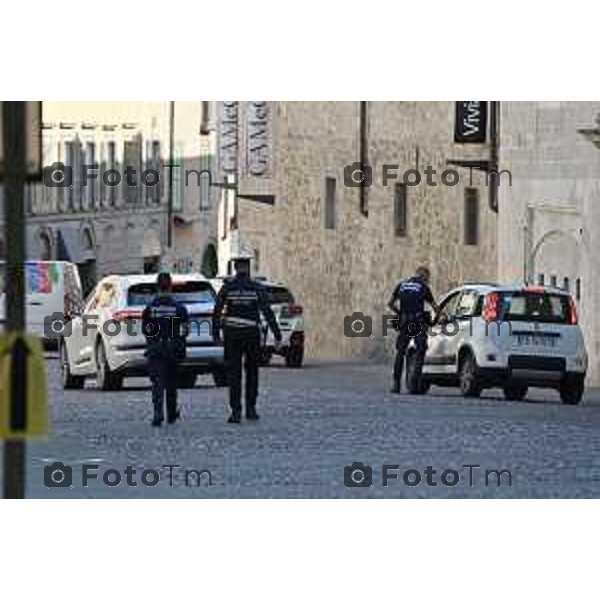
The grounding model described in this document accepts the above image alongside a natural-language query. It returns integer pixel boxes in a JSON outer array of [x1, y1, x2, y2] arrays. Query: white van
[[0, 261, 83, 346]]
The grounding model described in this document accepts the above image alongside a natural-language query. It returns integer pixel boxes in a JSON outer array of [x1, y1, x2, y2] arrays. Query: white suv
[[406, 284, 588, 404], [60, 273, 226, 391]]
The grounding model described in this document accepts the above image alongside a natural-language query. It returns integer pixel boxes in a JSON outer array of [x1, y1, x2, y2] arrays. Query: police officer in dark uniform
[[388, 266, 439, 394], [213, 255, 282, 423], [142, 272, 189, 426]]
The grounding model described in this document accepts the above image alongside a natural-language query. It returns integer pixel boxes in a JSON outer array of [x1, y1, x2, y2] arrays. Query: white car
[[406, 283, 588, 404], [60, 273, 226, 391], [211, 277, 305, 367]]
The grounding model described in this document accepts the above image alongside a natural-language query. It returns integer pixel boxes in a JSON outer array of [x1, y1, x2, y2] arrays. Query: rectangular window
[[199, 153, 213, 211], [107, 141, 116, 207], [172, 146, 184, 212], [498, 291, 571, 324], [464, 188, 479, 245], [576, 278, 581, 301], [394, 183, 407, 236], [123, 137, 142, 204], [64, 140, 75, 211], [563, 277, 570, 292], [200, 101, 211, 135], [538, 273, 545, 286], [151, 140, 161, 204], [324, 177, 336, 229], [127, 281, 215, 306], [550, 275, 557, 287], [86, 141, 96, 210]]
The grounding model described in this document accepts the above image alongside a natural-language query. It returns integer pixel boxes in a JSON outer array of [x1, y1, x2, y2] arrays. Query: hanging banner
[[246, 101, 272, 177], [454, 101, 488, 144], [218, 101, 239, 176]]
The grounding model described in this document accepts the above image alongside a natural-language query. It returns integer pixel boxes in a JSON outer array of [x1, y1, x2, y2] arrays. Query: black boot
[[167, 401, 180, 424], [167, 408, 180, 424], [227, 410, 242, 424], [246, 406, 260, 421], [151, 403, 164, 427], [390, 380, 401, 394]]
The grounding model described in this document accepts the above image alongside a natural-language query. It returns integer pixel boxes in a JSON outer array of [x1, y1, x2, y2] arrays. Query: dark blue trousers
[[393, 319, 428, 386], [148, 356, 178, 420]]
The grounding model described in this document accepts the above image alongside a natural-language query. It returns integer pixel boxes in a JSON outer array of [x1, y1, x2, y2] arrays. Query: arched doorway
[[201, 242, 218, 278], [533, 230, 581, 298]]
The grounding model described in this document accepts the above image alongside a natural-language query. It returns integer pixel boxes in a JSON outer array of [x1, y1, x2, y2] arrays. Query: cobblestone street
[[9, 356, 599, 498]]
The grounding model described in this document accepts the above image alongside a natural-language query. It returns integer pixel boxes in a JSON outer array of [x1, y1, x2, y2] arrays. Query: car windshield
[[265, 286, 294, 305], [127, 281, 215, 306], [498, 291, 571, 323]]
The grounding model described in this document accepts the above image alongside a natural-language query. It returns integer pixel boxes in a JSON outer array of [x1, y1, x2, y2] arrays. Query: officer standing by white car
[[388, 266, 439, 394], [213, 254, 282, 423]]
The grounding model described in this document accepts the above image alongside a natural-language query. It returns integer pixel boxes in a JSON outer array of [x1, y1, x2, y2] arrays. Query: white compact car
[[211, 277, 305, 367], [60, 273, 226, 391], [406, 284, 587, 404]]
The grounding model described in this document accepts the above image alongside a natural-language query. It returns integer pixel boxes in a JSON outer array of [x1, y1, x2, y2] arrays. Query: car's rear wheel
[[179, 373, 197, 389], [60, 342, 84, 390], [96, 340, 123, 391], [459, 352, 481, 398], [212, 365, 228, 387], [503, 385, 528, 401], [285, 346, 304, 368], [405, 350, 430, 395], [560, 373, 585, 405]]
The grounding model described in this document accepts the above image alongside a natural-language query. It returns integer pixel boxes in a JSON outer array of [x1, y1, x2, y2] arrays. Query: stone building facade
[[217, 102, 499, 360], [499, 101, 600, 385], [1, 101, 218, 296]]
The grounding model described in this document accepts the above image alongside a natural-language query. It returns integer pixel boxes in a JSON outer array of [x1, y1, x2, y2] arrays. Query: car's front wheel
[[95, 340, 123, 391], [459, 352, 481, 398], [60, 342, 84, 390], [560, 373, 585, 405]]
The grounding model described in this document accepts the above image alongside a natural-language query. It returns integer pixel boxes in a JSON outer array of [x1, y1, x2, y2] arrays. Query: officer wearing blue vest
[[213, 254, 282, 423], [142, 272, 189, 426], [388, 266, 439, 394]]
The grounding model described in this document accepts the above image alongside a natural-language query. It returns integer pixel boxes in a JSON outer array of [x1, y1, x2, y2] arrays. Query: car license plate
[[516, 334, 556, 348]]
